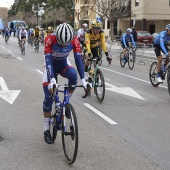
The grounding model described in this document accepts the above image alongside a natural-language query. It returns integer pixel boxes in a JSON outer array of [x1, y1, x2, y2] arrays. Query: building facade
[[74, 0, 170, 36]]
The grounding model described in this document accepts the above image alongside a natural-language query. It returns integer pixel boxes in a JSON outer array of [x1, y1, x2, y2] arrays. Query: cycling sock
[[44, 118, 50, 131]]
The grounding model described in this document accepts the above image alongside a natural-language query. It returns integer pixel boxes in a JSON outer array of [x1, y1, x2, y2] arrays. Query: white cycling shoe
[[157, 76, 163, 83]]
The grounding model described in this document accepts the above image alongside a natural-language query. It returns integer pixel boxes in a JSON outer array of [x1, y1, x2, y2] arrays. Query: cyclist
[[34, 26, 40, 48], [43, 23, 88, 144], [153, 24, 170, 83], [4, 28, 10, 42], [19, 26, 27, 50], [45, 26, 53, 36], [40, 28, 45, 45], [120, 28, 136, 63]]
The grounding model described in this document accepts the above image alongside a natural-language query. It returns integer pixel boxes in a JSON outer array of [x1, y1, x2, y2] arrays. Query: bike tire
[[120, 52, 126, 67], [149, 62, 159, 87], [167, 66, 170, 95], [94, 69, 105, 103], [61, 103, 78, 165], [128, 52, 135, 70], [50, 101, 58, 143]]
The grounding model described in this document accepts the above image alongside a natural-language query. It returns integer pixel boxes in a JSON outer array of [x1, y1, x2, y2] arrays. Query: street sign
[[0, 77, 21, 104]]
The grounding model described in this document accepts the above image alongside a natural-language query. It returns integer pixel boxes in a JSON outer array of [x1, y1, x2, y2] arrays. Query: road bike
[[49, 75, 83, 164], [120, 47, 137, 70], [83, 57, 105, 103], [34, 38, 39, 53], [20, 40, 25, 55], [5, 35, 9, 44], [149, 57, 170, 95]]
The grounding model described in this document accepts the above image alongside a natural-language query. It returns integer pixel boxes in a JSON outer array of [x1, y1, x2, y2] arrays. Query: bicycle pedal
[[82, 93, 88, 98]]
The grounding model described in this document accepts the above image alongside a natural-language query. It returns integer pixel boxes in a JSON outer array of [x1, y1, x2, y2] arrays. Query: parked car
[[137, 31, 153, 44]]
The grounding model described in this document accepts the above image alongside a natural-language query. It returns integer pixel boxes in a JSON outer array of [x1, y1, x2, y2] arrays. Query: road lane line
[[84, 103, 117, 125], [36, 69, 43, 75], [101, 66, 167, 89], [18, 57, 23, 60]]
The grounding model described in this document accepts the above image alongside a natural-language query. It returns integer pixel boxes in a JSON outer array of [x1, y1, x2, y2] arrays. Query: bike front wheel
[[149, 62, 159, 87], [128, 52, 135, 70], [94, 69, 105, 103], [61, 103, 78, 164], [167, 66, 170, 95]]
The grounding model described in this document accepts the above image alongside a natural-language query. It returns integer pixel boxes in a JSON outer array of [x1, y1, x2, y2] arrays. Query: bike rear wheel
[[94, 69, 105, 103], [128, 52, 135, 70], [120, 52, 126, 67], [149, 62, 159, 87], [167, 66, 170, 95], [61, 103, 78, 164]]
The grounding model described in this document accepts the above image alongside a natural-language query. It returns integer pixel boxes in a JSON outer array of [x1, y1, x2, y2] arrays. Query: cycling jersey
[[43, 33, 84, 84], [19, 30, 27, 40], [85, 29, 108, 55], [121, 33, 136, 47], [154, 31, 170, 55], [34, 29, 40, 37]]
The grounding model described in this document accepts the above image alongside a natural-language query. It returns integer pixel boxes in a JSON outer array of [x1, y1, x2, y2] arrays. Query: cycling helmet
[[82, 23, 88, 28], [56, 23, 74, 45], [127, 28, 132, 33], [166, 24, 170, 30], [91, 20, 102, 28]]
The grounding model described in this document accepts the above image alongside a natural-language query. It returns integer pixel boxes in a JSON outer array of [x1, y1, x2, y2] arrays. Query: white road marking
[[105, 82, 145, 100], [18, 57, 23, 60], [101, 67, 167, 89], [84, 103, 117, 125], [36, 69, 43, 75], [0, 77, 21, 104]]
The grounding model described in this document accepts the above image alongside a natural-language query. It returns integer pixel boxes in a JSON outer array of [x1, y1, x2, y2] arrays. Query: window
[[107, 20, 110, 29], [135, 0, 139, 6]]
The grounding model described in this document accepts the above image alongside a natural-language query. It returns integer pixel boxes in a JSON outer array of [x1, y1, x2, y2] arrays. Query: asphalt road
[[0, 35, 169, 170]]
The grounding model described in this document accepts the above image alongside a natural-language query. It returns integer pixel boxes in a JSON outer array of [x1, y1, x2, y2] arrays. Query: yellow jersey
[[85, 29, 108, 54]]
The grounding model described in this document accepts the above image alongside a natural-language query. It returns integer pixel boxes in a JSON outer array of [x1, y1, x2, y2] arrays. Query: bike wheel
[[94, 69, 105, 103], [61, 103, 78, 164], [50, 101, 58, 143], [167, 67, 170, 95], [120, 52, 126, 67], [128, 52, 135, 70], [149, 62, 159, 87]]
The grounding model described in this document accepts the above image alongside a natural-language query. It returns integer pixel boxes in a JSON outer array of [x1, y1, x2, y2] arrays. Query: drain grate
[[0, 136, 4, 142]]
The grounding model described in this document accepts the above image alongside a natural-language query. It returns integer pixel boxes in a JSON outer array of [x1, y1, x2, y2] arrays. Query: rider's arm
[[85, 32, 91, 54], [100, 31, 108, 56], [25, 30, 28, 40], [160, 32, 168, 55], [130, 34, 136, 47], [71, 36, 84, 79], [44, 36, 55, 80], [19, 30, 21, 40], [122, 33, 127, 48]]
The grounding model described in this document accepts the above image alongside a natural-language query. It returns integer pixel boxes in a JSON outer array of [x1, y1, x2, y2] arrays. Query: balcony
[[80, 0, 89, 7]]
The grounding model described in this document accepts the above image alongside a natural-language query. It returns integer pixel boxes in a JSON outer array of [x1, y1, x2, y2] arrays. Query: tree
[[90, 0, 131, 38]]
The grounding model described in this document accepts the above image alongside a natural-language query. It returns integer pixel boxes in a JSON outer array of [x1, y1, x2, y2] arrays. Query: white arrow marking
[[0, 77, 21, 104], [105, 82, 145, 100]]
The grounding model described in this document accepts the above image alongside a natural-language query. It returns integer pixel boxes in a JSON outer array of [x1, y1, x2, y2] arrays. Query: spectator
[[131, 27, 137, 42]]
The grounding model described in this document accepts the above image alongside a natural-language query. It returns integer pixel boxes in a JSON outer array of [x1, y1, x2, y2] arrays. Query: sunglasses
[[94, 27, 101, 30]]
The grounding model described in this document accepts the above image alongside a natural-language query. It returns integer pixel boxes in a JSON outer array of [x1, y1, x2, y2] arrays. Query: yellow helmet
[[48, 26, 53, 32], [91, 20, 102, 28]]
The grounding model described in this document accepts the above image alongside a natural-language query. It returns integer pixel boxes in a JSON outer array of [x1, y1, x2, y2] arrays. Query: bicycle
[[49, 75, 83, 164], [20, 40, 25, 55], [149, 57, 170, 94], [5, 35, 9, 44], [120, 47, 137, 70], [34, 38, 39, 53], [83, 57, 105, 103]]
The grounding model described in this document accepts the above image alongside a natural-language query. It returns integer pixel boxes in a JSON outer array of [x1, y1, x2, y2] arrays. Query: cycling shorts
[[121, 42, 129, 49], [154, 44, 169, 57]]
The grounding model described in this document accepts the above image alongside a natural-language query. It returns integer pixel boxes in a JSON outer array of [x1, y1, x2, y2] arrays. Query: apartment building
[[0, 7, 8, 19], [74, 0, 170, 36]]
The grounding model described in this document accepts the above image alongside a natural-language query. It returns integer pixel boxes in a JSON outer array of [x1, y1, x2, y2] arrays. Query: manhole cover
[[0, 136, 4, 142]]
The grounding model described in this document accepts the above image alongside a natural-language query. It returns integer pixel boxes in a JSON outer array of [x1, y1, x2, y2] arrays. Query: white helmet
[[82, 23, 88, 28], [127, 28, 132, 33], [56, 23, 74, 45]]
